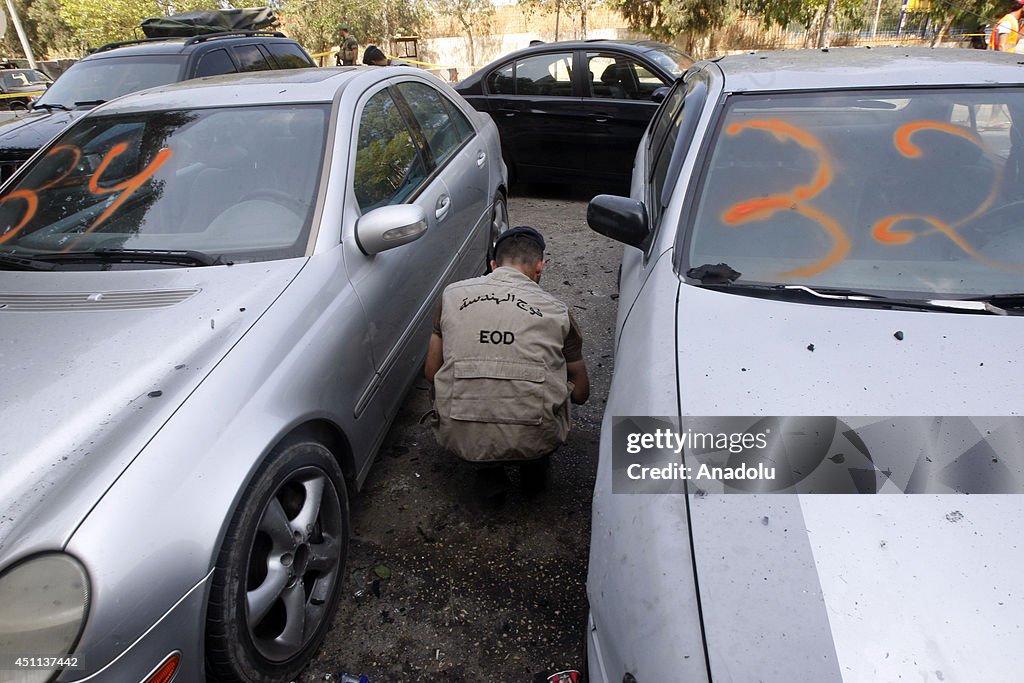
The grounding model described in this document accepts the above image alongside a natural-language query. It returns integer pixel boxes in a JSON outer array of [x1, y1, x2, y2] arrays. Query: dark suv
[[0, 31, 314, 181]]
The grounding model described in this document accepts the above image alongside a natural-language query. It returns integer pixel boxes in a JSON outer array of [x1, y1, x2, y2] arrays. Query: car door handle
[[591, 113, 614, 123], [476, 151, 487, 167], [435, 194, 450, 221], [498, 108, 517, 117]]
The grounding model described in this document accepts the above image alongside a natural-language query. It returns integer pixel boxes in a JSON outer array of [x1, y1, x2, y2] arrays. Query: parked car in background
[[0, 66, 507, 682], [0, 65, 52, 110], [0, 31, 314, 182], [455, 39, 692, 187], [585, 47, 1024, 682]]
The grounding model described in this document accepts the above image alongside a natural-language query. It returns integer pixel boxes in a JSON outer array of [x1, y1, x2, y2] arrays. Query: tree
[[57, 0, 218, 50], [430, 0, 493, 66], [742, 0, 864, 45], [612, 0, 728, 50], [518, 0, 599, 39], [2, 0, 78, 60], [281, 0, 428, 59]]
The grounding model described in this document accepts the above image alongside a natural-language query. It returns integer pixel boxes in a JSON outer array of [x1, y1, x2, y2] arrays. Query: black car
[[0, 67, 52, 111], [454, 40, 692, 186], [0, 31, 314, 182]]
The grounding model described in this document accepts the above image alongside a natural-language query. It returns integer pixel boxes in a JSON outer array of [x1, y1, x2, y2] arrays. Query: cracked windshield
[[0, 104, 328, 265], [687, 89, 1024, 297]]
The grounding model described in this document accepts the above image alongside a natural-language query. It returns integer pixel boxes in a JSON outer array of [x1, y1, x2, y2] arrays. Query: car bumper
[[62, 571, 210, 683]]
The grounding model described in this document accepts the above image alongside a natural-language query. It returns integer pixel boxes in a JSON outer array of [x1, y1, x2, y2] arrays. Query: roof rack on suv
[[91, 31, 286, 54]]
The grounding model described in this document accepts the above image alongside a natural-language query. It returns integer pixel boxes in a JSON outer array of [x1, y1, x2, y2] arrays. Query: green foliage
[[741, 0, 862, 30], [612, 0, 728, 41], [432, 0, 494, 33], [2, 0, 77, 59], [57, 0, 213, 49], [281, 0, 429, 56]]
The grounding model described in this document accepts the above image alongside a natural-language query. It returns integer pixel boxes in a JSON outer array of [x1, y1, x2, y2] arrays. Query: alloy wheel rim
[[244, 465, 343, 661]]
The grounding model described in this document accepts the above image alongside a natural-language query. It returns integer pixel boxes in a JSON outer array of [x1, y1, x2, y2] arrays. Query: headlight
[[0, 554, 90, 683]]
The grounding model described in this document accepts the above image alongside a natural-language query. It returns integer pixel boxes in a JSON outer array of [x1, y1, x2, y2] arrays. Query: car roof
[[92, 66, 418, 112], [488, 39, 674, 63], [82, 32, 300, 60], [710, 46, 1024, 93], [456, 38, 681, 89]]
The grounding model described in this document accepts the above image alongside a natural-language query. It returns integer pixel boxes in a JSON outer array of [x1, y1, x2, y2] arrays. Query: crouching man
[[425, 226, 589, 489]]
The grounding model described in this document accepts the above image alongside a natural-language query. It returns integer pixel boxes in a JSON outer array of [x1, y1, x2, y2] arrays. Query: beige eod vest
[[432, 267, 572, 462]]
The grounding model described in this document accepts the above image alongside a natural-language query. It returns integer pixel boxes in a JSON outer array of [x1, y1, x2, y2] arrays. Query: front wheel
[[205, 440, 349, 682]]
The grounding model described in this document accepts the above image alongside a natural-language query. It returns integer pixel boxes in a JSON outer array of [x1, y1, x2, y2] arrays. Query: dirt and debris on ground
[[301, 184, 620, 683]]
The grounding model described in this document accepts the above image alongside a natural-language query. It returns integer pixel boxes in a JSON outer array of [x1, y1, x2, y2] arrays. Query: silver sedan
[[587, 47, 1024, 682], [0, 66, 507, 682]]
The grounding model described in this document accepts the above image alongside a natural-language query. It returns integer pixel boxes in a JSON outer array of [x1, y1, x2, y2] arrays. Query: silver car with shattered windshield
[[586, 47, 1024, 682], [0, 67, 507, 682]]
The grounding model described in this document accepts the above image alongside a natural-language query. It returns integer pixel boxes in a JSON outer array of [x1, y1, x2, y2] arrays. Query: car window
[[0, 104, 329, 264], [649, 74, 705, 230], [644, 45, 693, 79], [33, 56, 185, 109], [194, 49, 237, 78], [486, 63, 515, 94], [267, 43, 315, 69], [396, 81, 473, 166], [354, 89, 429, 211], [512, 52, 574, 97], [233, 45, 274, 72], [587, 53, 667, 100], [684, 88, 1024, 298]]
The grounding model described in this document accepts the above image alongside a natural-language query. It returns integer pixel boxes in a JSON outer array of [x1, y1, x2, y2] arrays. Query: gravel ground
[[299, 184, 621, 683]]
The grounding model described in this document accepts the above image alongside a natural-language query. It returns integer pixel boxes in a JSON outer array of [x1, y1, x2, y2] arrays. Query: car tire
[[205, 440, 349, 683], [486, 192, 509, 273]]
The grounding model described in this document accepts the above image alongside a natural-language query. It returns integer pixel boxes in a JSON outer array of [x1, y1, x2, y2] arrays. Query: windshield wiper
[[693, 280, 1009, 315], [965, 293, 1024, 311], [777, 285, 1008, 314], [38, 248, 230, 267], [73, 99, 106, 108], [0, 252, 56, 271], [30, 102, 71, 111]]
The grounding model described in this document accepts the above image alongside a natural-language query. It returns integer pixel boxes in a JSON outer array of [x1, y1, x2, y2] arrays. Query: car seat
[[599, 64, 627, 100]]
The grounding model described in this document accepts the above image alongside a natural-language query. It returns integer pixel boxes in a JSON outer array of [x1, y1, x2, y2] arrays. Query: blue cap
[[494, 225, 545, 252]]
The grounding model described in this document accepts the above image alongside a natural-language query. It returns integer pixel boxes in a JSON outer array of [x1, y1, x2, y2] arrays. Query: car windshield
[[0, 104, 329, 265], [645, 45, 691, 78], [685, 88, 1024, 298], [34, 56, 184, 108], [1, 69, 49, 88]]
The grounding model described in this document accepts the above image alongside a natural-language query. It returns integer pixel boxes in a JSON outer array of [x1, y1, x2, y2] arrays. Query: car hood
[[675, 284, 1024, 681], [0, 108, 85, 156], [0, 261, 305, 565]]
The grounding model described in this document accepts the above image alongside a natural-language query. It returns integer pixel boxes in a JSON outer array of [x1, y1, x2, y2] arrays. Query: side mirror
[[587, 194, 649, 249], [651, 87, 670, 103], [355, 204, 428, 255]]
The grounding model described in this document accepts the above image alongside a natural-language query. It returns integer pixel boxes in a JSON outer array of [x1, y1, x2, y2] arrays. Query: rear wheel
[[205, 440, 348, 682], [486, 192, 510, 273]]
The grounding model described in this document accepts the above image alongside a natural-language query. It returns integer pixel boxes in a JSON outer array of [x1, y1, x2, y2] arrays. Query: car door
[[482, 50, 586, 178], [344, 82, 457, 421], [393, 79, 489, 281], [583, 50, 671, 183]]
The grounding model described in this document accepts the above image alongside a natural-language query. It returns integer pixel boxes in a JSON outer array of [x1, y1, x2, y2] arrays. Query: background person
[[425, 226, 589, 492], [361, 44, 410, 66], [990, 0, 1024, 51], [336, 23, 358, 65]]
